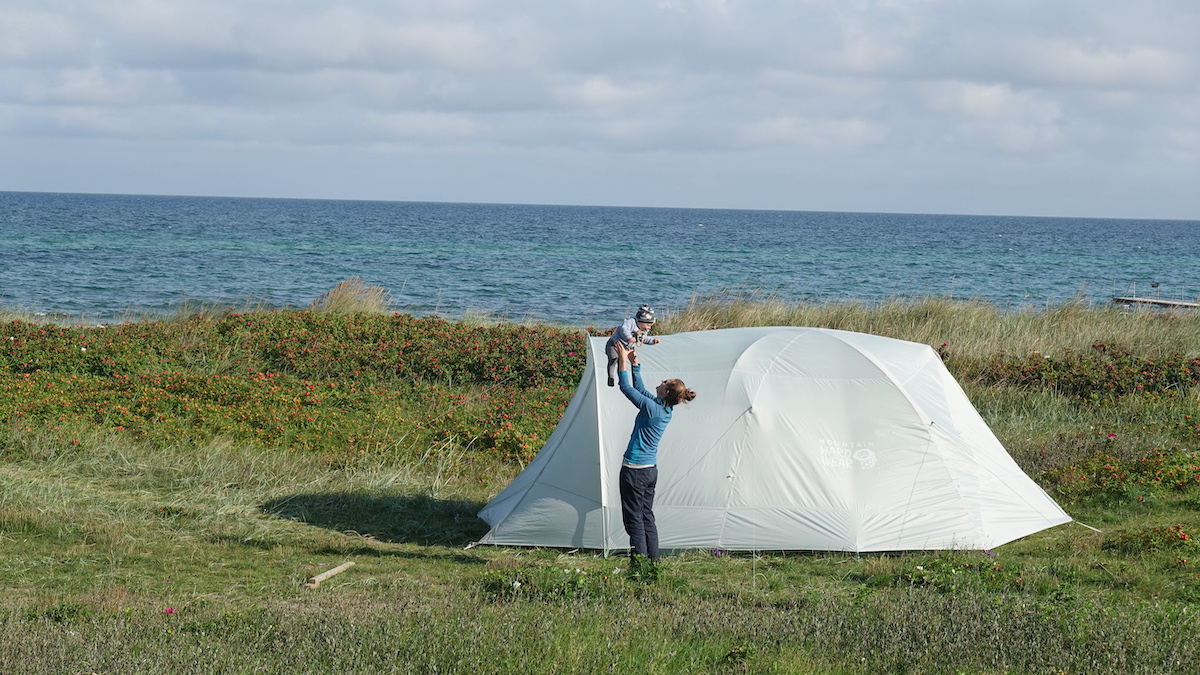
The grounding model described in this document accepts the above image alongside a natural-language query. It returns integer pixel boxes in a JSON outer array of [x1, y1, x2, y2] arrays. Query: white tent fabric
[[477, 327, 1070, 553]]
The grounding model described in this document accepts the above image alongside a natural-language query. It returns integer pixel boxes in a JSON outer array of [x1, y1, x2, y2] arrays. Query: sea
[[2, 191, 1198, 326]]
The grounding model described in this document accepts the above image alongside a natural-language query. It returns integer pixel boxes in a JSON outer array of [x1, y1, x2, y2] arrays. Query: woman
[[614, 342, 696, 571]]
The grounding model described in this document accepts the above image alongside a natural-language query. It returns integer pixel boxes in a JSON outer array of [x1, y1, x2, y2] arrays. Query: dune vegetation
[[3, 286, 1200, 674]]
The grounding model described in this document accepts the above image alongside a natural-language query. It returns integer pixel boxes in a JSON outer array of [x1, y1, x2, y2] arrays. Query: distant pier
[[1111, 296, 1200, 309]]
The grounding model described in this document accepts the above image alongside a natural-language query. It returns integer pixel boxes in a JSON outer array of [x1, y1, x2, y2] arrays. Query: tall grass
[[308, 276, 393, 314], [0, 305, 40, 324], [662, 290, 1200, 361], [159, 294, 279, 323]]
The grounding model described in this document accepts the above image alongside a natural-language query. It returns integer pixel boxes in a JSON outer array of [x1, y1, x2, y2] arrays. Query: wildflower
[[511, 581, 521, 589], [164, 607, 176, 615], [1108, 433, 1117, 439]]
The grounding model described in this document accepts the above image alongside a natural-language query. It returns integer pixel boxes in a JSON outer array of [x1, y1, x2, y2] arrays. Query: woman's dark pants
[[619, 465, 659, 561]]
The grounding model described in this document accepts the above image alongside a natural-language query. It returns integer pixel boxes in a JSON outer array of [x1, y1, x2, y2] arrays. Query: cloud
[[1013, 39, 1188, 89], [0, 8, 80, 62], [365, 110, 479, 141], [922, 81, 1065, 152], [740, 116, 889, 148], [924, 82, 1060, 123], [5, 66, 182, 106], [1, 0, 1197, 217], [558, 76, 659, 109], [1164, 129, 1200, 162]]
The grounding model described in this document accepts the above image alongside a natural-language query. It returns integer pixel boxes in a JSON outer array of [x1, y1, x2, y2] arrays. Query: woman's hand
[[628, 349, 640, 367]]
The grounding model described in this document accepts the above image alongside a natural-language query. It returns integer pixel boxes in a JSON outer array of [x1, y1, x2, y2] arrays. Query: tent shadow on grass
[[260, 493, 489, 549]]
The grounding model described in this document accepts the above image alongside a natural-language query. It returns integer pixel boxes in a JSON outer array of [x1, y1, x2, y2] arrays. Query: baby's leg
[[605, 342, 619, 387]]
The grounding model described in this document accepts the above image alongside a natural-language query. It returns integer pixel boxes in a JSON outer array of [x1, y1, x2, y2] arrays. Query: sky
[[1, 0, 1198, 220]]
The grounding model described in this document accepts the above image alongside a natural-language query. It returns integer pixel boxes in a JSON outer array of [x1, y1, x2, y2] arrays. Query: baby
[[606, 304, 660, 387]]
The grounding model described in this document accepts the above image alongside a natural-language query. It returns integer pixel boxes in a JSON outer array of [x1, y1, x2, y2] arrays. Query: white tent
[[477, 327, 1070, 553]]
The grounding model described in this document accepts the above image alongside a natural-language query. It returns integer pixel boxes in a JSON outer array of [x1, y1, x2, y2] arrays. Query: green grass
[[5, 293, 1200, 673]]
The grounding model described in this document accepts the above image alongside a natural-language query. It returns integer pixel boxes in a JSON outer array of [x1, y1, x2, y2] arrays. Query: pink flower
[[165, 607, 176, 615], [1107, 433, 1117, 439]]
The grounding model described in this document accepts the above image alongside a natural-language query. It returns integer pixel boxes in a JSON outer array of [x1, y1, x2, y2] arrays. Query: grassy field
[[4, 289, 1200, 674]]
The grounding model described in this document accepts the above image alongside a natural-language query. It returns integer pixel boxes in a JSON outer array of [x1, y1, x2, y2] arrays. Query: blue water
[[2, 191, 1199, 325]]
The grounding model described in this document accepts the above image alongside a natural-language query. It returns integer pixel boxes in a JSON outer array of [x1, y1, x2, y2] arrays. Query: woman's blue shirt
[[617, 365, 672, 465]]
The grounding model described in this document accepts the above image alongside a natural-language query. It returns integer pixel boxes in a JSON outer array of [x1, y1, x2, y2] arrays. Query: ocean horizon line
[[3, 189, 1194, 224]]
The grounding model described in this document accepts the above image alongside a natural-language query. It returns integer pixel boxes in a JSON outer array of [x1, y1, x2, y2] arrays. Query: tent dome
[[478, 327, 1070, 553]]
